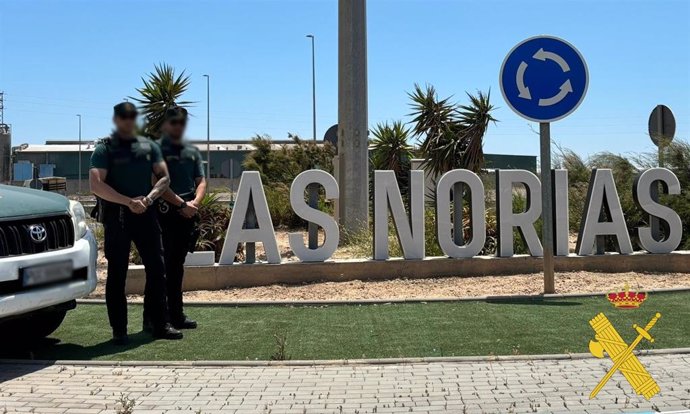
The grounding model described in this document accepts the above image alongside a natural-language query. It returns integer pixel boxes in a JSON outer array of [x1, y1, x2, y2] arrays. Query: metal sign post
[[539, 122, 555, 293], [648, 104, 676, 241], [500, 35, 589, 294]]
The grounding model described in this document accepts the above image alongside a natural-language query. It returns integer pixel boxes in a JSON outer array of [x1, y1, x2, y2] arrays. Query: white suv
[[0, 184, 97, 341]]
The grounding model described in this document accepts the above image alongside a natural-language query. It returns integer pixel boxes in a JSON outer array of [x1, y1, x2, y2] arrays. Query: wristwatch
[[143, 196, 153, 206], [179, 200, 187, 209]]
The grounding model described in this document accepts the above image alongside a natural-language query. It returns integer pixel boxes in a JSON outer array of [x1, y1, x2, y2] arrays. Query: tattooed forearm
[[148, 174, 169, 201], [148, 163, 170, 201]]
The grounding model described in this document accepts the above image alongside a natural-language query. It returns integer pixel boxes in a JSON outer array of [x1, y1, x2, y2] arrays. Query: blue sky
[[1, 0, 688, 159]]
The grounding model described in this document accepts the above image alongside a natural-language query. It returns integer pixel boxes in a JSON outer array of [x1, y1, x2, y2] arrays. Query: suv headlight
[[69, 200, 88, 240]]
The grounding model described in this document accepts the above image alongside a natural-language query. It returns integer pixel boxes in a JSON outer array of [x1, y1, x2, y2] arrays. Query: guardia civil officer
[[155, 106, 206, 329], [89, 102, 183, 344]]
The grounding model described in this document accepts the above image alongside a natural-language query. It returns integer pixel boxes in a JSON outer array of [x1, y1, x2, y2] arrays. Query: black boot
[[142, 317, 153, 333], [112, 330, 129, 345], [172, 315, 198, 330], [152, 323, 183, 340]]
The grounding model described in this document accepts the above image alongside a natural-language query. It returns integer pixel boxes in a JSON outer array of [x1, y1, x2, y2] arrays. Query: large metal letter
[[553, 169, 570, 256], [634, 168, 682, 253], [576, 169, 633, 255], [496, 169, 543, 257], [218, 171, 280, 264], [373, 170, 425, 260], [288, 170, 340, 262], [436, 169, 486, 258]]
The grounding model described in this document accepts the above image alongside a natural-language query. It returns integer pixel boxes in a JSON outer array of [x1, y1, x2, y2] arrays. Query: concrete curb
[[79, 286, 690, 307], [2, 347, 689, 368]]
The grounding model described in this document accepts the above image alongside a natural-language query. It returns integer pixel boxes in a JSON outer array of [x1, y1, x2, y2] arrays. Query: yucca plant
[[371, 121, 413, 173], [456, 90, 497, 173], [130, 63, 193, 138], [408, 83, 497, 175], [408, 84, 457, 177]]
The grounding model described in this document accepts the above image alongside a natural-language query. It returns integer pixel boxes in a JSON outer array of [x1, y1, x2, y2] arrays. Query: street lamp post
[[76, 114, 82, 194], [305, 34, 319, 249], [306, 34, 317, 141], [203, 74, 211, 179]]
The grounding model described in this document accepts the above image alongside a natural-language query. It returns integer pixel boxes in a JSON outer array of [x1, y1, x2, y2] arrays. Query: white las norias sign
[[217, 167, 682, 265]]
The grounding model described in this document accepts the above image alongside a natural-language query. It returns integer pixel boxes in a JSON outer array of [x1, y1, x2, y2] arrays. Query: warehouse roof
[[17, 139, 315, 153]]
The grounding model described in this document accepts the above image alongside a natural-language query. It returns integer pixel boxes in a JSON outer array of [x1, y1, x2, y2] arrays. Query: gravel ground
[[176, 271, 690, 301], [90, 267, 690, 301], [91, 230, 690, 301]]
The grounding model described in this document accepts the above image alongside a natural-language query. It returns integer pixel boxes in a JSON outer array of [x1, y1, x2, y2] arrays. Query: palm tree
[[408, 83, 497, 176], [130, 63, 193, 138], [370, 121, 413, 173]]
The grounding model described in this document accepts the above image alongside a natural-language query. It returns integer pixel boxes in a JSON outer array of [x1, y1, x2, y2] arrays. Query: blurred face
[[113, 114, 137, 136], [163, 118, 187, 141]]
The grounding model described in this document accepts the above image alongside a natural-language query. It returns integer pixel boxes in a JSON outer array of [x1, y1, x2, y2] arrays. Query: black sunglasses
[[170, 119, 187, 126], [117, 114, 137, 120]]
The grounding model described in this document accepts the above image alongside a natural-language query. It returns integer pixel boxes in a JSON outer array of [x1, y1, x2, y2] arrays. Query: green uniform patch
[[157, 136, 205, 199], [90, 134, 163, 198]]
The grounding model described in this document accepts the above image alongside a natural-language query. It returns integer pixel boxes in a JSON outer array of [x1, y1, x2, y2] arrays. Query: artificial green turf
[[2, 291, 689, 361]]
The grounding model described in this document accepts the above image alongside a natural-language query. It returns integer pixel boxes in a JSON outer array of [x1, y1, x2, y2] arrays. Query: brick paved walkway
[[1, 354, 689, 413]]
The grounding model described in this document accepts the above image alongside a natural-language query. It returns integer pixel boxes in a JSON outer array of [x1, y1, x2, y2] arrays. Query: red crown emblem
[[607, 284, 647, 309]]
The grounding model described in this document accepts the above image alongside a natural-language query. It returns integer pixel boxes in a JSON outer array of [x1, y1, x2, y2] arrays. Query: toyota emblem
[[28, 224, 47, 243]]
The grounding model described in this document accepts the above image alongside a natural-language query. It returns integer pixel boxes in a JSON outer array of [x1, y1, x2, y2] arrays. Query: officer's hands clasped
[[179, 201, 199, 218], [128, 197, 148, 214]]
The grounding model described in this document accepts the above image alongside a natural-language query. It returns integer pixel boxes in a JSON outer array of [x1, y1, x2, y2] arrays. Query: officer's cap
[[165, 106, 188, 122], [113, 102, 138, 118]]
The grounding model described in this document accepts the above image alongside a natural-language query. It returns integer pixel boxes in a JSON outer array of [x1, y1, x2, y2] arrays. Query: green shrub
[[243, 134, 335, 185], [130, 245, 142, 265], [196, 191, 232, 262], [353, 205, 497, 259], [654, 141, 690, 249], [510, 192, 543, 255], [555, 141, 690, 252], [264, 183, 302, 228], [242, 134, 335, 230], [587, 153, 643, 250]]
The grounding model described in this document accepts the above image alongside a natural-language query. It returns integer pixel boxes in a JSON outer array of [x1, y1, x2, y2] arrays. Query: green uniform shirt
[[90, 134, 163, 198], [157, 136, 205, 199]]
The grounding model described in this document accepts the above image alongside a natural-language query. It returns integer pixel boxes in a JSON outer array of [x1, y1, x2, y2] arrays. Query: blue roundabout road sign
[[500, 35, 588, 123]]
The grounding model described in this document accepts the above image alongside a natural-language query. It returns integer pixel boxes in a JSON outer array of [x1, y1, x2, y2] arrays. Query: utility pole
[[76, 114, 82, 194], [203, 74, 211, 179], [338, 0, 369, 238]]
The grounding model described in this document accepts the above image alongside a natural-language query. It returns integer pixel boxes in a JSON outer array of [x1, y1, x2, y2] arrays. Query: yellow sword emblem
[[588, 312, 661, 400]]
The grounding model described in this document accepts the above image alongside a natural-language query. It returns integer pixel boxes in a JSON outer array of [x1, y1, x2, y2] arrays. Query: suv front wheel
[[0, 301, 75, 342]]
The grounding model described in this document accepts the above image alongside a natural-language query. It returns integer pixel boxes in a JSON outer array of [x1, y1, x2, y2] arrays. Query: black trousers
[[103, 208, 168, 334], [157, 208, 196, 322]]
